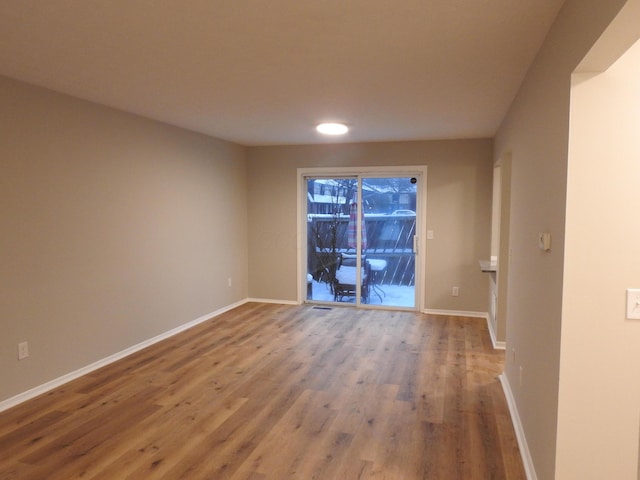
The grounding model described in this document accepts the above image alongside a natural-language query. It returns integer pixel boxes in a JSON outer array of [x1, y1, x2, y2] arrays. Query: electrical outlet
[[452, 286, 459, 297], [18, 341, 29, 360], [228, 277, 232, 287]]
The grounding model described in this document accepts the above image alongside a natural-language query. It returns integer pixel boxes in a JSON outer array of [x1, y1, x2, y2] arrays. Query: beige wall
[[246, 140, 493, 313], [558, 36, 640, 479], [494, 0, 630, 478], [0, 76, 248, 403]]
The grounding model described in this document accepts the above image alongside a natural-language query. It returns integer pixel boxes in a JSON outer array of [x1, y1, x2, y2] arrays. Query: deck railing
[[308, 214, 416, 286]]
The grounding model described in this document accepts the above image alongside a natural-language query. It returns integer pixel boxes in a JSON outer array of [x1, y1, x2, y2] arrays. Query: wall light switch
[[539, 232, 551, 251], [427, 230, 434, 240], [626, 289, 640, 320]]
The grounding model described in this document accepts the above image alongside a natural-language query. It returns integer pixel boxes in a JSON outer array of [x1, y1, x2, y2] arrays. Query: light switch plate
[[626, 289, 640, 320], [539, 232, 551, 251]]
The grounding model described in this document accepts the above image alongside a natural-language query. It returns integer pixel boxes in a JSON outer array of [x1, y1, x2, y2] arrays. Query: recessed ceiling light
[[316, 123, 349, 135]]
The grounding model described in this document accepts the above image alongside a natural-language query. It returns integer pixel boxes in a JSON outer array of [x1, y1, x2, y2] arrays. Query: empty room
[[1, 1, 639, 479]]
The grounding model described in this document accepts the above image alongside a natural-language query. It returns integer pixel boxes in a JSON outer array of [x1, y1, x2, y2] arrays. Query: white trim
[[0, 299, 248, 413], [486, 314, 506, 350], [422, 308, 488, 319], [499, 373, 537, 480], [246, 298, 299, 306]]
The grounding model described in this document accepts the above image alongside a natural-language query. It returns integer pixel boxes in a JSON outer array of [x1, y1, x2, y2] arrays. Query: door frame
[[297, 165, 428, 311]]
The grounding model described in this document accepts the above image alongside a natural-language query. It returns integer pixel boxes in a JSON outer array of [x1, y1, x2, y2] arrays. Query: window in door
[[303, 172, 423, 310]]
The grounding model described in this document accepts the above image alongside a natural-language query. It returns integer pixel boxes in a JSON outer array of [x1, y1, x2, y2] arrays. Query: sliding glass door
[[304, 173, 420, 309]]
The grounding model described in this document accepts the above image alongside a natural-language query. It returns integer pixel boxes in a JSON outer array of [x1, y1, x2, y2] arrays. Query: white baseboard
[[0, 298, 249, 413], [421, 308, 488, 319], [246, 298, 299, 305], [499, 373, 537, 480], [486, 316, 506, 350]]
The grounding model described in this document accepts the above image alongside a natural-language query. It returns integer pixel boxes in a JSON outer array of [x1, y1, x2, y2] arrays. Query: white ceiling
[[0, 1, 566, 146]]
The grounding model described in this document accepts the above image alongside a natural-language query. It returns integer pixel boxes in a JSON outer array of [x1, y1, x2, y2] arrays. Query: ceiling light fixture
[[316, 123, 349, 135]]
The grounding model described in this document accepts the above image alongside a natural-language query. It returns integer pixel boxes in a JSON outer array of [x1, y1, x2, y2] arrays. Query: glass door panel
[[306, 177, 365, 305], [305, 175, 418, 309], [361, 176, 417, 308]]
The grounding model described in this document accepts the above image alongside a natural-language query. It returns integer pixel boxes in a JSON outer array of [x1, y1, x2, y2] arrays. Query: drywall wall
[[494, 0, 629, 477], [558, 36, 640, 479], [246, 140, 493, 313], [0, 76, 248, 403]]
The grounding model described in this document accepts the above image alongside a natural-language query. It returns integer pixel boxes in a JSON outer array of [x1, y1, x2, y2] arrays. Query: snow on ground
[[309, 280, 415, 308]]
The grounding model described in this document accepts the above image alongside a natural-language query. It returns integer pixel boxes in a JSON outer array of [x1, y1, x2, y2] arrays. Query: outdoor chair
[[333, 253, 370, 303]]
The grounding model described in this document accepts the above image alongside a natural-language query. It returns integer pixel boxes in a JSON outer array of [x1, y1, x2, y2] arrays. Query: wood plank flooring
[[0, 303, 526, 479]]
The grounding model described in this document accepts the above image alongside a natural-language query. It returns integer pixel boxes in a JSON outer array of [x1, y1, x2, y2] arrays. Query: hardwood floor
[[0, 303, 526, 479]]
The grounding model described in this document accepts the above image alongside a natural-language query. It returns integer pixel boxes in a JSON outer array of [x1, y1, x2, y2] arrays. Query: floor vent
[[312, 306, 333, 310]]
